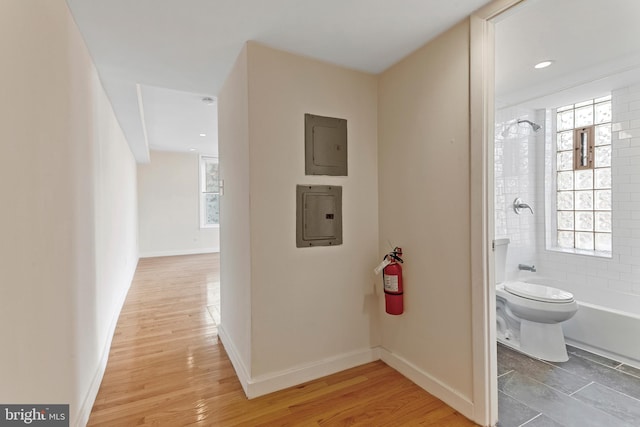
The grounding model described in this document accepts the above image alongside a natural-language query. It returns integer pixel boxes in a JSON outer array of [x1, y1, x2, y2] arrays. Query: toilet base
[[498, 320, 569, 362]]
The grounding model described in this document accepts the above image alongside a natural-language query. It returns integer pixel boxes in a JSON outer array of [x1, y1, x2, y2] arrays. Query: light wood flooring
[[88, 253, 478, 426]]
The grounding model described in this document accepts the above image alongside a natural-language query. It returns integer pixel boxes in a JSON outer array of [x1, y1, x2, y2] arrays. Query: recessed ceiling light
[[189, 148, 196, 152], [199, 133, 206, 137], [534, 60, 554, 69]]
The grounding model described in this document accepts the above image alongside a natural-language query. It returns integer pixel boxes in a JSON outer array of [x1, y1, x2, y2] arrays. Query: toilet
[[494, 238, 578, 362]]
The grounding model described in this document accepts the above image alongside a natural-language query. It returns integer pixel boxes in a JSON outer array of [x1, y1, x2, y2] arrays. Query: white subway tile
[[613, 111, 638, 122], [617, 164, 638, 175], [620, 273, 640, 283], [616, 184, 640, 195], [613, 174, 630, 184], [586, 276, 609, 288], [615, 245, 632, 255], [619, 219, 640, 229], [609, 262, 632, 273], [597, 269, 621, 280], [612, 121, 629, 132], [613, 209, 632, 220], [626, 83, 640, 94], [620, 254, 640, 266], [619, 147, 640, 156], [568, 273, 591, 284], [609, 280, 633, 292], [614, 155, 631, 166], [613, 102, 630, 113]]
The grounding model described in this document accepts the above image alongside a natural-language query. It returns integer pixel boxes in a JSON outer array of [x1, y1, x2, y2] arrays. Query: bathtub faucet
[[518, 264, 536, 272]]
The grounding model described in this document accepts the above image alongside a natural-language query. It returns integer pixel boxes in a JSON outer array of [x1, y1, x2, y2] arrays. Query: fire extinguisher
[[382, 247, 404, 315]]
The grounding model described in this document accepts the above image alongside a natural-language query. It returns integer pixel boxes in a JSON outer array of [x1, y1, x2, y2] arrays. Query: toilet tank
[[494, 238, 510, 284]]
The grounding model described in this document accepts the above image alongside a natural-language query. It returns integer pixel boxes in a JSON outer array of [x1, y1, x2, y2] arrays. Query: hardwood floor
[[88, 254, 478, 426]]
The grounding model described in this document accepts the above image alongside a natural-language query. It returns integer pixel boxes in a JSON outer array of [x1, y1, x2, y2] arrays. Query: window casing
[[200, 156, 220, 228], [553, 96, 612, 255]]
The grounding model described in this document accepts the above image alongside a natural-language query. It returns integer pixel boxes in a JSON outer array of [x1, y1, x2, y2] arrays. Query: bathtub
[[523, 276, 640, 368]]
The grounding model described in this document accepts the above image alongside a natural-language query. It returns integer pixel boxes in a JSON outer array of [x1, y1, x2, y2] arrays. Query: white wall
[[138, 150, 219, 257], [218, 42, 380, 396], [246, 43, 379, 378], [378, 19, 476, 415], [217, 45, 253, 383], [0, 2, 138, 425], [533, 85, 640, 296]]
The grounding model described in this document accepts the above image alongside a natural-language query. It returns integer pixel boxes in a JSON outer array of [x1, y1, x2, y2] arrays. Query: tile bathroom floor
[[498, 343, 640, 427]]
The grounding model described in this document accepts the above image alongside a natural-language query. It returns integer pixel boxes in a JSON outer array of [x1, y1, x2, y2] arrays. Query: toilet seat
[[503, 281, 574, 303]]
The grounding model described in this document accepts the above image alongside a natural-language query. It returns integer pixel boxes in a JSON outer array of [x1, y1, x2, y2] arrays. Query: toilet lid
[[503, 281, 574, 303]]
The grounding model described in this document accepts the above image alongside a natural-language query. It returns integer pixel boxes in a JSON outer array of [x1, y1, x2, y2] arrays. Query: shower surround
[[495, 84, 640, 365]]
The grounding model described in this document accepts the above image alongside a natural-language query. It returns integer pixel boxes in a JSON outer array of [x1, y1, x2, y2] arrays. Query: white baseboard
[[246, 347, 380, 399], [217, 325, 251, 397], [218, 326, 380, 399], [140, 248, 219, 258], [74, 260, 137, 427], [379, 348, 475, 421]]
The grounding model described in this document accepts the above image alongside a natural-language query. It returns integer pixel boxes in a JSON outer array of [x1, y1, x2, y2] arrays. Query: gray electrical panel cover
[[305, 114, 347, 176], [296, 185, 342, 247]]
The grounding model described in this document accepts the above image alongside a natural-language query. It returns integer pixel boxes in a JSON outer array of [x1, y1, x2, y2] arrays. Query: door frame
[[469, 1, 525, 425]]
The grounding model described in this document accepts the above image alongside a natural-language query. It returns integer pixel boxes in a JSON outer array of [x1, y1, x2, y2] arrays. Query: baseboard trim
[[217, 325, 251, 397], [74, 259, 138, 427], [140, 248, 219, 258], [246, 347, 381, 399], [218, 328, 380, 400], [379, 348, 474, 421]]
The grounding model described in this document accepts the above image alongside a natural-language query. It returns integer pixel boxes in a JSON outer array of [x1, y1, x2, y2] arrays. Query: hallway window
[[554, 96, 611, 254], [200, 156, 220, 227]]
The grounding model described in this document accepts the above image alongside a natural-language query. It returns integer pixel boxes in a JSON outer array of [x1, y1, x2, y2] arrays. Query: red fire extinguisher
[[382, 247, 404, 315]]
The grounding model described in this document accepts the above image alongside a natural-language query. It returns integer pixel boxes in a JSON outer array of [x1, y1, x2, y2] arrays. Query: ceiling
[[65, 0, 491, 162], [66, 0, 640, 163], [67, 0, 488, 162], [495, 0, 640, 110]]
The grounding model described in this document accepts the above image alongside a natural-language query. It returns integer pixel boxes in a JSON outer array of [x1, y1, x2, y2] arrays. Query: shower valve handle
[[513, 198, 534, 215]]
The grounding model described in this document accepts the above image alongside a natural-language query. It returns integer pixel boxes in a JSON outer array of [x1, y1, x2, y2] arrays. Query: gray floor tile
[[566, 345, 621, 368], [497, 344, 590, 394], [497, 390, 539, 427], [521, 414, 565, 427], [572, 382, 640, 424], [552, 354, 640, 400], [498, 370, 515, 391], [501, 371, 634, 427], [618, 364, 640, 379], [498, 356, 514, 376]]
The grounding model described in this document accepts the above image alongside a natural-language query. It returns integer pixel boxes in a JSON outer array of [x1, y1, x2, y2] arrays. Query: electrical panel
[[296, 185, 342, 247], [304, 114, 347, 176]]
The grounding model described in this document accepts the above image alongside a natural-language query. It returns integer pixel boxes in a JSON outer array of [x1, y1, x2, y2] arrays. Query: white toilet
[[494, 238, 578, 362]]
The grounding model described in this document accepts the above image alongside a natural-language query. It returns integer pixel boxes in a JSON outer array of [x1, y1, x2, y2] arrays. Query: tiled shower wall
[[496, 84, 640, 296], [495, 107, 540, 281]]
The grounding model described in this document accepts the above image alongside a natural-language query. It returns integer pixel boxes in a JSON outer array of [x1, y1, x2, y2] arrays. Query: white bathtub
[[523, 276, 640, 368]]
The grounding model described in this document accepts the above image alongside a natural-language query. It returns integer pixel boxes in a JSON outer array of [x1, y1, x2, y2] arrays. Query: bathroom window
[[200, 156, 220, 228], [554, 96, 611, 254]]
